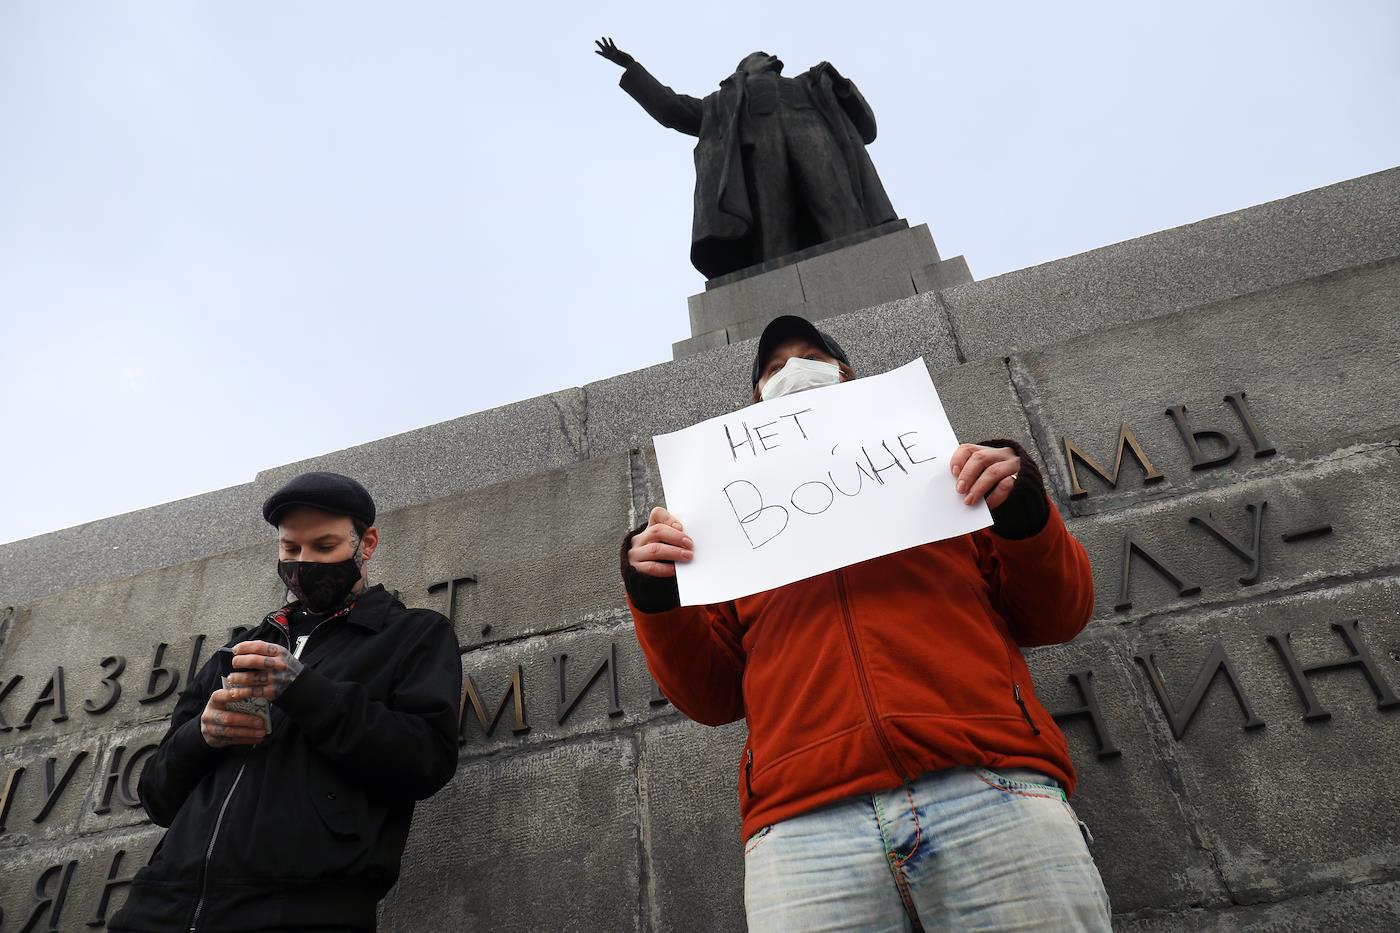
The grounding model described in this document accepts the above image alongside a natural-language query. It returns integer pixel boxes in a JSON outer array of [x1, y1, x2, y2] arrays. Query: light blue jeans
[[744, 767, 1112, 932]]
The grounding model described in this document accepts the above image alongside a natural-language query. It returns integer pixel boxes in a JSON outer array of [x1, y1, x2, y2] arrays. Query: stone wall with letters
[[3, 167, 1400, 931]]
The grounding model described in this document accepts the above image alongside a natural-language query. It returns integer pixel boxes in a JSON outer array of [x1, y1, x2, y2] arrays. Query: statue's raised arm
[[594, 36, 703, 137]]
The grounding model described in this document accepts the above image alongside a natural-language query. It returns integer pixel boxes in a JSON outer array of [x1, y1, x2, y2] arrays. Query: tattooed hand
[[200, 688, 269, 748], [225, 640, 305, 701]]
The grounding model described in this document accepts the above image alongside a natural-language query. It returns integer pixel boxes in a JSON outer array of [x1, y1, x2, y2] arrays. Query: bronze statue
[[595, 38, 898, 279]]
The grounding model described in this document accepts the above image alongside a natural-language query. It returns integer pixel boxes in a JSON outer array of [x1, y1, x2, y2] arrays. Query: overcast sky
[[2, 1, 1396, 545]]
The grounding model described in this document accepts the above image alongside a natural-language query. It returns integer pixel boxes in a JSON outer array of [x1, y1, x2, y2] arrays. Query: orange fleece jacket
[[625, 454, 1094, 843]]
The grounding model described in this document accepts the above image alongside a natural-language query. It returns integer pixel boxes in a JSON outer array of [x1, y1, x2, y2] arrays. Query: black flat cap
[[752, 315, 851, 387], [262, 471, 376, 527]]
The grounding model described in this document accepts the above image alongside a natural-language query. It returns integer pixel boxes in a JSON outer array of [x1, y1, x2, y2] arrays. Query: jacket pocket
[[310, 781, 363, 839], [994, 622, 1042, 736]]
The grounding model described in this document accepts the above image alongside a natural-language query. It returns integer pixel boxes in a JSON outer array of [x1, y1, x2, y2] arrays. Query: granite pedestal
[[673, 220, 973, 358]]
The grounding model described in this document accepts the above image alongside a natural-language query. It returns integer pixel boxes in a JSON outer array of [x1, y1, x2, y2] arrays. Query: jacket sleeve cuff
[[979, 438, 1051, 540], [620, 522, 682, 614], [619, 62, 646, 92], [630, 597, 693, 642], [274, 664, 341, 726], [170, 715, 222, 764]]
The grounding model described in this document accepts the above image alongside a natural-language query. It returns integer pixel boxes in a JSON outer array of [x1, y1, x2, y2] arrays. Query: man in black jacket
[[111, 472, 462, 933]]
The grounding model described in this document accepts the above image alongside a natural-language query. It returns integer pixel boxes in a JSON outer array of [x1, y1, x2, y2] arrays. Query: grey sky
[[2, 1, 1396, 545]]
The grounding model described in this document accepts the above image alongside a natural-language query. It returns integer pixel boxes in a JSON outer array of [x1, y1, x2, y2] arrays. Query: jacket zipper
[[834, 569, 906, 780], [189, 758, 248, 932], [190, 614, 332, 931], [744, 747, 755, 798], [189, 617, 283, 932], [998, 625, 1042, 737], [287, 616, 335, 661]]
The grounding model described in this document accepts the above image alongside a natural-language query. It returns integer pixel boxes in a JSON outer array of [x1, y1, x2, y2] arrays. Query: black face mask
[[278, 543, 362, 613]]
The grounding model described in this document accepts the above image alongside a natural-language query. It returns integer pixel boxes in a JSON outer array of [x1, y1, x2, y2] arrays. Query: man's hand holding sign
[[950, 443, 1024, 509], [619, 314, 1106, 931]]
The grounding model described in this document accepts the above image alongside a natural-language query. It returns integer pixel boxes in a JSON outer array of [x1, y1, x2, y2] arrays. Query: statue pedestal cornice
[[674, 220, 973, 359]]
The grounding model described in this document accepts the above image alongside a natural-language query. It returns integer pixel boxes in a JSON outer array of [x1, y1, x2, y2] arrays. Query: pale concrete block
[[687, 264, 804, 335], [1012, 257, 1400, 517], [1067, 446, 1400, 625], [380, 737, 641, 933], [671, 328, 731, 361], [1125, 577, 1400, 903], [641, 720, 748, 933], [943, 166, 1400, 361], [913, 255, 973, 293], [1028, 626, 1228, 913]]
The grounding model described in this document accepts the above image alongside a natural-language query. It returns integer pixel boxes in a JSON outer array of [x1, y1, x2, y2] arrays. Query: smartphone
[[215, 646, 272, 735]]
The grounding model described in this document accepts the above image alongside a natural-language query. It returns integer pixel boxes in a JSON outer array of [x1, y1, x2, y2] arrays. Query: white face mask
[[760, 356, 842, 401]]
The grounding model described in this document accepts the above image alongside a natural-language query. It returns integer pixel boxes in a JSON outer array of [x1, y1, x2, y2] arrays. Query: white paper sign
[[652, 358, 993, 605]]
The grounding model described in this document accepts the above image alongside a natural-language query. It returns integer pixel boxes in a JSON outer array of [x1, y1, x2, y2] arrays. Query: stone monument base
[[674, 219, 972, 359], [5, 170, 1398, 932]]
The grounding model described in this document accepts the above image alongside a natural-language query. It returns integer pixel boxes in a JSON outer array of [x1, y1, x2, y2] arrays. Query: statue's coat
[[619, 63, 897, 279]]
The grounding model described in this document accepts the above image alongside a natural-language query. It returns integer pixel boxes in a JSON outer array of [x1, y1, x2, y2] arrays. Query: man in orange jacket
[[622, 315, 1110, 931]]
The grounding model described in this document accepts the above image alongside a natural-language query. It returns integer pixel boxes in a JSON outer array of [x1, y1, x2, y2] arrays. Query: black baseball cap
[[262, 471, 376, 527], [752, 315, 850, 388]]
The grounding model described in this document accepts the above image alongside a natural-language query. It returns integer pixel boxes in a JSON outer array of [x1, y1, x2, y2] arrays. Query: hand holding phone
[[214, 646, 273, 735], [223, 640, 305, 700]]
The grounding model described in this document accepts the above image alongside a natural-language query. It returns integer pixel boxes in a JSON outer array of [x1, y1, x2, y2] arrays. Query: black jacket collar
[[260, 584, 399, 636], [339, 584, 397, 633]]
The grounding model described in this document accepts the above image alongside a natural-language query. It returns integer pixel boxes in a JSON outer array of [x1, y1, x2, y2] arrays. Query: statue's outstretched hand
[[594, 37, 635, 68]]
